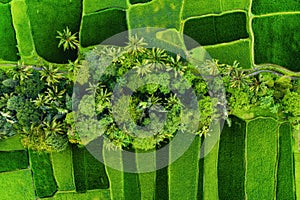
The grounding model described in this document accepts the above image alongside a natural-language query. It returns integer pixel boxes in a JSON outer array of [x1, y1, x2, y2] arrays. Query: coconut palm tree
[[45, 86, 66, 104], [56, 27, 79, 51], [146, 48, 168, 71], [133, 59, 151, 76], [40, 64, 63, 85], [8, 62, 32, 84], [43, 119, 65, 136], [125, 34, 148, 56]]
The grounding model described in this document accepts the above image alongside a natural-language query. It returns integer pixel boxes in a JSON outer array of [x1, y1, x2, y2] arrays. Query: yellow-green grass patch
[[245, 118, 278, 200], [0, 169, 36, 200]]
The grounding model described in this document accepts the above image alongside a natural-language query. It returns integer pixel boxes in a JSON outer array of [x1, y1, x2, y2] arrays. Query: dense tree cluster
[[0, 36, 299, 152]]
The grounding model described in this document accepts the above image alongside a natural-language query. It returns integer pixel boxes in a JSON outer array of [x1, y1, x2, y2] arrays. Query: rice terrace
[[0, 0, 300, 199]]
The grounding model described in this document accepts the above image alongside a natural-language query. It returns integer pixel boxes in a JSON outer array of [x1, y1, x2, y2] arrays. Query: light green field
[[51, 145, 75, 191], [128, 0, 182, 30], [83, 0, 127, 14], [0, 169, 36, 200], [246, 118, 278, 200], [0, 134, 24, 151], [10, 0, 37, 61]]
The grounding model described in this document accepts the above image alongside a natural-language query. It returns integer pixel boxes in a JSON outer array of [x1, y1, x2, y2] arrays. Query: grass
[[184, 12, 249, 46], [136, 151, 156, 200], [276, 123, 295, 199], [182, 0, 221, 19], [71, 145, 109, 192], [0, 150, 28, 172], [168, 136, 200, 200], [85, 148, 109, 190], [71, 145, 87, 193], [26, 0, 82, 63], [51, 145, 75, 191], [10, 0, 37, 61], [0, 0, 11, 3], [123, 152, 140, 199], [124, 172, 141, 200], [0, 169, 36, 200], [218, 116, 246, 200], [45, 190, 111, 200], [80, 9, 127, 47], [130, 0, 152, 4], [0, 4, 19, 61], [128, 0, 182, 30], [295, 153, 300, 200], [221, 0, 249, 11], [205, 39, 251, 69], [252, 0, 300, 14], [245, 117, 278, 200], [103, 140, 124, 200], [197, 137, 204, 200], [203, 128, 220, 200], [0, 134, 24, 151], [155, 166, 169, 200], [29, 150, 57, 198], [253, 15, 300, 71], [83, 0, 127, 14]]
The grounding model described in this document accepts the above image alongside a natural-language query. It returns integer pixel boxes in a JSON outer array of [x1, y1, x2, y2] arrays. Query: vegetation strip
[[103, 139, 125, 200], [136, 151, 156, 200], [71, 145, 87, 193], [29, 150, 57, 198], [276, 123, 295, 199], [245, 118, 278, 200], [168, 136, 200, 200], [51, 145, 75, 191], [85, 148, 109, 190], [203, 123, 220, 200], [218, 116, 246, 200]]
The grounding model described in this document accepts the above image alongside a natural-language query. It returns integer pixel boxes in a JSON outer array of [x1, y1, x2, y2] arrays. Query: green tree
[[56, 27, 79, 51]]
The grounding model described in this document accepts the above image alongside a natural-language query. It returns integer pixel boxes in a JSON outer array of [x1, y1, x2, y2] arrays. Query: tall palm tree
[[125, 34, 148, 56], [56, 27, 79, 51], [43, 119, 65, 136], [40, 64, 63, 85], [8, 62, 32, 84]]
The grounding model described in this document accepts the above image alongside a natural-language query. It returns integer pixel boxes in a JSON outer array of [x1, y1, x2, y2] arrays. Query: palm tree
[[125, 34, 148, 55], [166, 54, 186, 78], [230, 68, 251, 89], [40, 64, 63, 85], [43, 119, 65, 136], [133, 59, 151, 76], [8, 62, 32, 84], [32, 93, 50, 109], [146, 48, 168, 71], [56, 27, 79, 51], [45, 86, 66, 104]]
